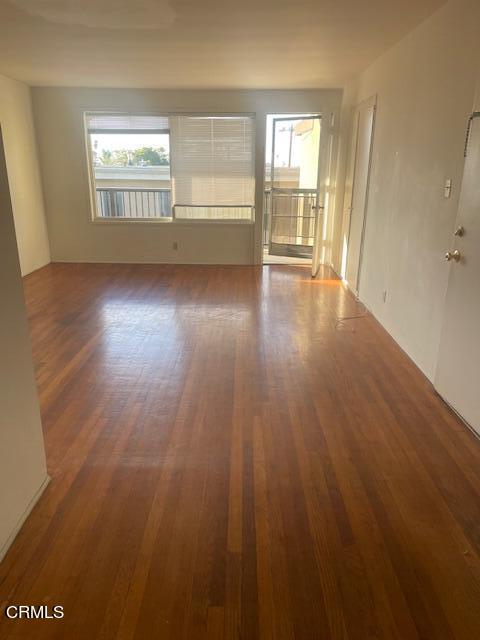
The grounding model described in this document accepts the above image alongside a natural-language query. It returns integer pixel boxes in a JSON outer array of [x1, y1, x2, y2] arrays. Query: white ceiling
[[0, 0, 445, 88]]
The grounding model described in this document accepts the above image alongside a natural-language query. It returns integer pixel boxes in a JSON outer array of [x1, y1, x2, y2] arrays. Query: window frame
[[84, 111, 256, 226], [85, 112, 174, 224]]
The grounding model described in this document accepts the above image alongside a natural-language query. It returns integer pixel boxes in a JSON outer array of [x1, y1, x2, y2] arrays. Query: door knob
[[445, 250, 461, 262]]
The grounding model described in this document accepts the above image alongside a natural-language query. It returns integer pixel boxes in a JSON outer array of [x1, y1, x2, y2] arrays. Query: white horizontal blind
[[86, 113, 169, 132], [170, 116, 254, 219]]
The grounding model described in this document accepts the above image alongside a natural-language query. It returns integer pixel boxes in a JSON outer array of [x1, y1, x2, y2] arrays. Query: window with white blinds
[[85, 112, 255, 222], [170, 116, 255, 220]]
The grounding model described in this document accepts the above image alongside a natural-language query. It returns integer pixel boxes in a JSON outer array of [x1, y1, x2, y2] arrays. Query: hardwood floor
[[1, 263, 480, 639]]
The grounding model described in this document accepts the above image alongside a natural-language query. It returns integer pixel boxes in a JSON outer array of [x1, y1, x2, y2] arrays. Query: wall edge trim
[[0, 474, 50, 563]]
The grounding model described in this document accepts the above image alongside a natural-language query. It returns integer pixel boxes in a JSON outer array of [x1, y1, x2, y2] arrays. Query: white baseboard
[[0, 474, 51, 563]]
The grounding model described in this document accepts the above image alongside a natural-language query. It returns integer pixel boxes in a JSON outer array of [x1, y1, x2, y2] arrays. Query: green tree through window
[[97, 146, 169, 167]]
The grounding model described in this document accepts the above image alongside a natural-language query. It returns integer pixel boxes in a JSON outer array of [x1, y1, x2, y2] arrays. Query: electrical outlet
[[382, 290, 387, 303], [172, 241, 178, 250]]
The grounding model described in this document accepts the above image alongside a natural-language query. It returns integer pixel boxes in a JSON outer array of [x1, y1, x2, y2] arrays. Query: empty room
[[1, 0, 480, 638]]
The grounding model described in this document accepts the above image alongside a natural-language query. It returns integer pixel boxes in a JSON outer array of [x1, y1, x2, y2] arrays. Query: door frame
[[342, 95, 377, 294], [268, 115, 322, 263]]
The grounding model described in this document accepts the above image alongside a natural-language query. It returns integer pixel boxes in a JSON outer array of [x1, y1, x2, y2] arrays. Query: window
[[86, 113, 172, 220], [86, 113, 255, 222], [170, 116, 255, 220]]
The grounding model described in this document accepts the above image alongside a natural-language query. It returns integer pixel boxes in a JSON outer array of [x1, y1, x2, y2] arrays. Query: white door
[[312, 112, 336, 278], [435, 110, 480, 434], [345, 97, 376, 295]]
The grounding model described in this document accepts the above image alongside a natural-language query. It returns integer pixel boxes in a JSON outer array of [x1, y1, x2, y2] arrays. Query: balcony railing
[[95, 187, 314, 238], [96, 188, 172, 219], [264, 188, 317, 247]]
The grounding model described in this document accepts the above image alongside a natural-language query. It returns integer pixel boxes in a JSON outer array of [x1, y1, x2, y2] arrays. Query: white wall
[[332, 0, 480, 380], [0, 127, 48, 561], [0, 74, 50, 275], [31, 88, 342, 265]]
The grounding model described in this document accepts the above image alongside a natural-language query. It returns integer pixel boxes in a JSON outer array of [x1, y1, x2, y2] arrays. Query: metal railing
[[96, 188, 172, 219], [264, 188, 317, 247], [96, 187, 315, 238]]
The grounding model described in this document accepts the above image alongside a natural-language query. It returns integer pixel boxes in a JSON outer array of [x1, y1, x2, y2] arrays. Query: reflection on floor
[[263, 247, 311, 265]]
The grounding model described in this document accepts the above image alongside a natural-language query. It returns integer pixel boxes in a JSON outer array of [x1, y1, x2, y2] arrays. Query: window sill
[[91, 217, 255, 226]]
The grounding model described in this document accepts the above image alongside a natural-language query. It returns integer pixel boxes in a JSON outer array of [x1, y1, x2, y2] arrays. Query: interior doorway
[[263, 114, 322, 267]]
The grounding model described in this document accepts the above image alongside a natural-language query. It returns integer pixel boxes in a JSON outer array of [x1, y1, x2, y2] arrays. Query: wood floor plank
[[1, 263, 480, 639]]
